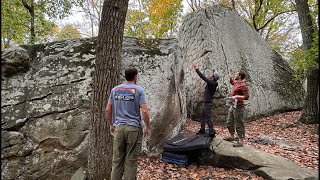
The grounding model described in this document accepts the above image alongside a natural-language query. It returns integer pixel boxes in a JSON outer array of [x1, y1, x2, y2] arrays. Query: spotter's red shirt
[[230, 79, 249, 108]]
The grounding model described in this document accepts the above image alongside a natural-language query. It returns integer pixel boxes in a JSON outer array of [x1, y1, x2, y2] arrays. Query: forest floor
[[137, 111, 319, 180]]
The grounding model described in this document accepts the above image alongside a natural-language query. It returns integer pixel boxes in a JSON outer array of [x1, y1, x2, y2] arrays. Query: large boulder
[[1, 37, 186, 179], [179, 5, 304, 122]]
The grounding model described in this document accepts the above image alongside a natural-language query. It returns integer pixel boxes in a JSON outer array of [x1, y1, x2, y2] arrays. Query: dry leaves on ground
[[137, 155, 262, 180], [137, 111, 319, 179]]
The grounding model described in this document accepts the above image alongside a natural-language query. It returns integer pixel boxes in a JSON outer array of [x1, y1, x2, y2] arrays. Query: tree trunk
[[295, 0, 319, 124], [30, 1, 35, 44], [88, 0, 129, 179], [300, 68, 319, 124], [3, 30, 12, 48], [231, 0, 235, 9], [22, 0, 35, 44]]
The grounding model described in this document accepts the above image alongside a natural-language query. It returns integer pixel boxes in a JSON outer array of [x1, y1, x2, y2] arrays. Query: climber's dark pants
[[200, 102, 215, 134]]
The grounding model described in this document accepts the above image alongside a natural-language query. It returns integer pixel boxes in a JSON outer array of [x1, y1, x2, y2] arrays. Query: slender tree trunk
[[22, 0, 35, 44], [88, 0, 129, 179], [295, 0, 319, 124], [89, 0, 95, 36], [4, 30, 12, 48], [231, 0, 235, 9], [30, 1, 35, 43], [98, 0, 103, 23], [91, 15, 95, 37]]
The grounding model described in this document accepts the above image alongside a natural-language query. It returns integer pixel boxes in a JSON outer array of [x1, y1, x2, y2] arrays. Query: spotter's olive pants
[[111, 125, 142, 180], [226, 106, 245, 139]]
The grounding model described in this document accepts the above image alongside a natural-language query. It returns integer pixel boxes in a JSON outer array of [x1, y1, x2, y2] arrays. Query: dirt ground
[[137, 111, 319, 180]]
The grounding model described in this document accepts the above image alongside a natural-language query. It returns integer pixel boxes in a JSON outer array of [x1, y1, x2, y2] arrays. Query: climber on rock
[[192, 63, 219, 138]]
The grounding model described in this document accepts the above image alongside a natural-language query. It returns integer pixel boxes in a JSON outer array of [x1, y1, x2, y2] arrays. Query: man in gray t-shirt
[[106, 67, 151, 180], [109, 83, 146, 128]]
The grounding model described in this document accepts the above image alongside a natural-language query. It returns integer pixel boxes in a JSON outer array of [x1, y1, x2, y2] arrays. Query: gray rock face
[[1, 37, 185, 179], [1, 38, 95, 180], [179, 5, 304, 122], [1, 4, 305, 180]]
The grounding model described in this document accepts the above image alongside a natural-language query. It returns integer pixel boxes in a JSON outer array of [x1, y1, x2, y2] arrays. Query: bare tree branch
[[257, 10, 296, 31], [252, 0, 264, 30], [21, 0, 32, 13]]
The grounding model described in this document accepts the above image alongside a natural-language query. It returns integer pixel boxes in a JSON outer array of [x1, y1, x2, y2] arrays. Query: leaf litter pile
[[137, 111, 318, 180]]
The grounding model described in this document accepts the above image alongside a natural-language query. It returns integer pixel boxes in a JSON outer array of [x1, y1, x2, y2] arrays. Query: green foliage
[[1, 0, 29, 48], [291, 30, 319, 79], [147, 0, 183, 38], [1, 0, 79, 49], [54, 24, 82, 41], [42, 0, 73, 19], [125, 9, 149, 37], [34, 13, 57, 43], [124, 0, 183, 38]]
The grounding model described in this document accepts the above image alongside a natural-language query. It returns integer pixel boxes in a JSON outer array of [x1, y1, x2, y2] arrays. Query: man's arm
[[195, 69, 211, 83], [106, 100, 114, 135], [232, 95, 246, 101], [192, 63, 211, 83], [140, 103, 151, 140]]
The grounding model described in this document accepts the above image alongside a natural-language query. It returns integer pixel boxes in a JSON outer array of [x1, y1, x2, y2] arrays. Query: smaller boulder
[[1, 46, 30, 78], [210, 136, 318, 180]]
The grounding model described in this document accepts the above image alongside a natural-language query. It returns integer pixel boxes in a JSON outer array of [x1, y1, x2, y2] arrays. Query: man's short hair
[[239, 70, 246, 80], [125, 67, 138, 81]]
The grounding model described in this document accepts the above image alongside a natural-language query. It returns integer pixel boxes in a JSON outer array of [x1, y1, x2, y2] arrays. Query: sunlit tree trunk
[[295, 0, 319, 124], [87, 0, 129, 179], [3, 30, 12, 49]]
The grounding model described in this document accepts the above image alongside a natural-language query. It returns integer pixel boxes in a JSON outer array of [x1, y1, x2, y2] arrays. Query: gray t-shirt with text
[[108, 83, 146, 128]]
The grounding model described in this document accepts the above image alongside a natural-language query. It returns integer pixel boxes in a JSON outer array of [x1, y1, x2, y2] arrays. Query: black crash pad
[[163, 133, 212, 152]]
